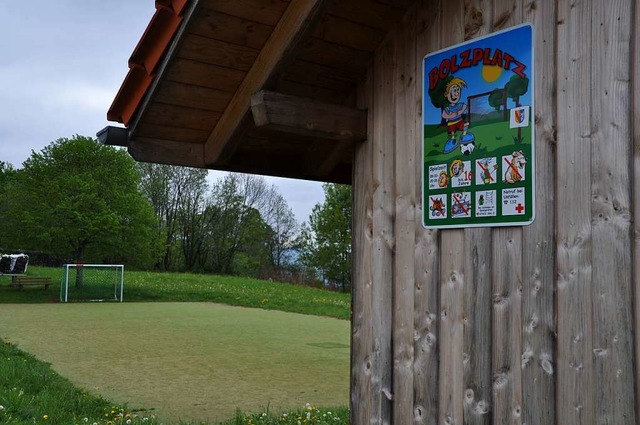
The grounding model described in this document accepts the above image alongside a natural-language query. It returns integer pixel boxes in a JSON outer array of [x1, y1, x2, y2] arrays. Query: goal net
[[61, 264, 124, 302], [467, 89, 508, 126]]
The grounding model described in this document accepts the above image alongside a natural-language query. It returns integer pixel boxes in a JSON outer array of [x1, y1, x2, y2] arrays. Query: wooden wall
[[351, 0, 639, 424]]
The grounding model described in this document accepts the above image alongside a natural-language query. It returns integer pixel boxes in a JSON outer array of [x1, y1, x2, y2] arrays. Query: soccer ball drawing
[[460, 133, 475, 155]]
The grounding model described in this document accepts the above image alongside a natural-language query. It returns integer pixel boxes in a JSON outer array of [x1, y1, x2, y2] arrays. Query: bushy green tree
[[505, 75, 530, 107], [300, 183, 352, 291], [2, 136, 158, 269], [0, 162, 16, 249], [199, 174, 272, 275], [138, 163, 208, 270], [488, 88, 505, 111]]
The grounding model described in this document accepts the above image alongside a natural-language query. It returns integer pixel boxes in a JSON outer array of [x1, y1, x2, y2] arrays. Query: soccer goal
[[467, 89, 508, 125], [60, 264, 124, 303]]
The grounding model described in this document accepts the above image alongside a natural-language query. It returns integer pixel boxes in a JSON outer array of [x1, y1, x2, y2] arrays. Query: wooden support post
[[490, 2, 524, 425], [392, 6, 416, 425], [351, 67, 374, 425], [204, 0, 327, 165], [590, 0, 636, 422], [438, 1, 465, 425], [370, 35, 395, 425], [413, 2, 441, 424], [556, 0, 595, 423], [521, 1, 557, 424], [634, 0, 640, 421], [461, 3, 493, 425], [250, 90, 367, 141]]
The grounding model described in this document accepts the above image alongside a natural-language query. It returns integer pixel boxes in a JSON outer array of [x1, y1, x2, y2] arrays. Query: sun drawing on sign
[[481, 65, 503, 82]]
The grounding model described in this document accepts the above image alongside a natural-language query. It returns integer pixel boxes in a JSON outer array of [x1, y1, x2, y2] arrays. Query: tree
[[488, 88, 505, 111], [504, 75, 530, 107], [299, 183, 352, 291], [138, 163, 208, 270], [262, 192, 299, 272], [2, 136, 158, 280], [0, 162, 16, 248], [199, 174, 270, 275], [504, 75, 530, 141]]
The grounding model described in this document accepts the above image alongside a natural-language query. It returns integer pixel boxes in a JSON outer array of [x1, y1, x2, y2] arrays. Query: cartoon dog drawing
[[504, 151, 527, 184]]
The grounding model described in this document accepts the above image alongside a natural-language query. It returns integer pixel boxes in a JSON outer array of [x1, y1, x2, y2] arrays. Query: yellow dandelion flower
[[43, 414, 49, 420]]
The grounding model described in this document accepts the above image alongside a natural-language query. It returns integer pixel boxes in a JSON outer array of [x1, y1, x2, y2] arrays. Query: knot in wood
[[593, 348, 608, 357], [414, 406, 423, 420], [474, 401, 489, 415], [464, 388, 475, 402], [493, 371, 509, 389]]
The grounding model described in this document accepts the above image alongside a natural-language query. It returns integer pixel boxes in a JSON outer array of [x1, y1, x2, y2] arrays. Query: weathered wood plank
[[154, 81, 232, 112], [203, 0, 328, 165], [370, 34, 395, 425], [521, 1, 557, 424], [295, 37, 372, 77], [556, 0, 595, 423], [461, 2, 493, 425], [145, 103, 219, 131], [312, 14, 387, 52], [282, 59, 357, 92], [392, 6, 416, 425], [274, 79, 354, 106], [491, 228, 523, 425], [439, 229, 465, 425], [128, 137, 205, 168], [489, 2, 524, 425], [177, 33, 259, 71], [135, 123, 209, 144], [437, 1, 465, 424], [326, 0, 405, 32], [165, 58, 246, 92], [250, 90, 367, 140], [413, 1, 441, 424], [188, 9, 273, 50], [634, 0, 640, 421], [462, 228, 492, 424], [200, 0, 290, 26], [351, 67, 374, 425], [590, 1, 636, 423]]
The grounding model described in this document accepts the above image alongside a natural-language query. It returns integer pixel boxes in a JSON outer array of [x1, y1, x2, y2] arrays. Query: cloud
[[0, 1, 326, 220]]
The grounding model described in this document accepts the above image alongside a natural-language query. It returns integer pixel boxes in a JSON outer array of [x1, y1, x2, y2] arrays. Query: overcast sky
[[0, 1, 324, 224]]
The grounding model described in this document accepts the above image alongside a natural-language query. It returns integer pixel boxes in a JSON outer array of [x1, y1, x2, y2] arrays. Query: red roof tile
[[107, 0, 190, 125]]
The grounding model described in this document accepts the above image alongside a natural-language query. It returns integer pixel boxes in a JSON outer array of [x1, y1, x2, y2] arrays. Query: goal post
[[61, 264, 124, 303], [467, 89, 508, 125]]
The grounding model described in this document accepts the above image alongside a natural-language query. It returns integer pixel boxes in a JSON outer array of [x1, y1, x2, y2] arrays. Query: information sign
[[422, 24, 534, 229]]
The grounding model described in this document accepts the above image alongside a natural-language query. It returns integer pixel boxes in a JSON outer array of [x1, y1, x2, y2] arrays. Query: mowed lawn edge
[[0, 303, 350, 423], [0, 338, 349, 425], [0, 266, 351, 320]]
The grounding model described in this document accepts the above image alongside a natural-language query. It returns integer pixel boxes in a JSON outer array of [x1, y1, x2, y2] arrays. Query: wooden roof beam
[[203, 0, 328, 166], [129, 138, 205, 167], [250, 90, 367, 141]]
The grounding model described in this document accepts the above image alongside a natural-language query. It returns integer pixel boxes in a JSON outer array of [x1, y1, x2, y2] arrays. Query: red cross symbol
[[515, 203, 525, 214]]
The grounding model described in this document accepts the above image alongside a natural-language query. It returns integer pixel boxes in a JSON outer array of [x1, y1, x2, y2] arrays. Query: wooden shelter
[[104, 0, 640, 423]]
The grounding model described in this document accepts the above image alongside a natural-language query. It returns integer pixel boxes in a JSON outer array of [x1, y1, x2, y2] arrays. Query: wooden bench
[[12, 276, 51, 290]]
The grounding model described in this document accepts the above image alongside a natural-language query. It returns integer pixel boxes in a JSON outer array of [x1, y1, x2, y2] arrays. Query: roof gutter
[[96, 126, 129, 147]]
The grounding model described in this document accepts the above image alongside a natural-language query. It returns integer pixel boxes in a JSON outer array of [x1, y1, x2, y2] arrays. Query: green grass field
[[0, 302, 350, 423], [0, 267, 352, 423], [0, 266, 351, 320]]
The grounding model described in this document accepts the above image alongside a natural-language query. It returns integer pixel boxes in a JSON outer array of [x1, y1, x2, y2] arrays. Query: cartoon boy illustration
[[441, 77, 470, 153]]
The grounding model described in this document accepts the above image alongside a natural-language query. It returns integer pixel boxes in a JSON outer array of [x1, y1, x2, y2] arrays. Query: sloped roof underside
[[107, 0, 414, 184]]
